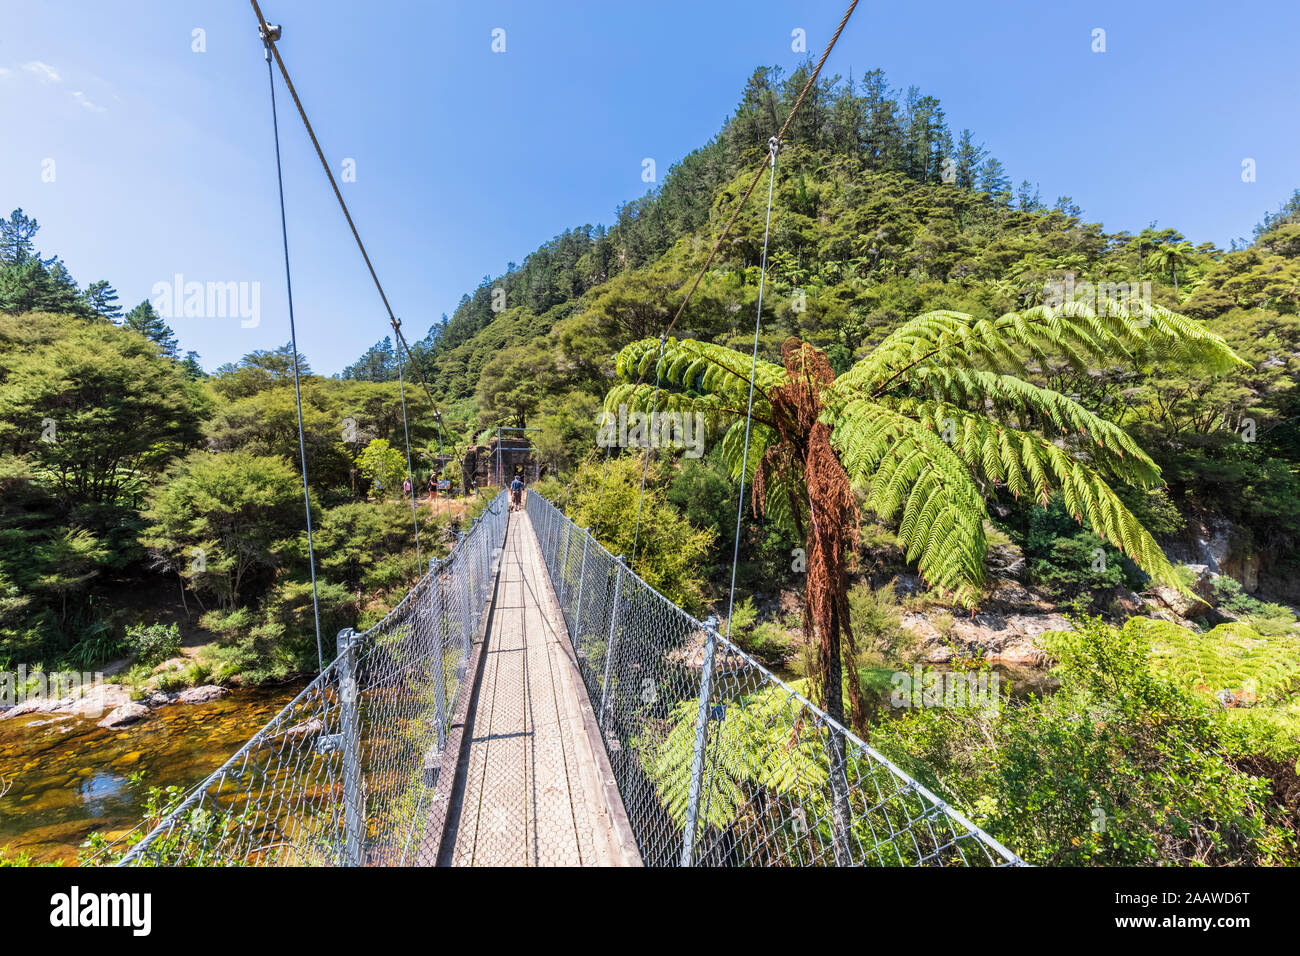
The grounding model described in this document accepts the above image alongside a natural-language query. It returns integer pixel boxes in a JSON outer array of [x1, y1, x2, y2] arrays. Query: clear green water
[[0, 683, 305, 865]]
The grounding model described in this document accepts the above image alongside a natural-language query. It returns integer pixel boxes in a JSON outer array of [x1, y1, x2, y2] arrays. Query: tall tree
[[953, 129, 985, 190], [0, 312, 204, 506], [83, 280, 123, 321], [123, 299, 179, 357], [180, 350, 206, 380], [0, 209, 42, 265], [978, 158, 1012, 203], [1147, 241, 1196, 295], [341, 336, 398, 381], [211, 344, 312, 400]]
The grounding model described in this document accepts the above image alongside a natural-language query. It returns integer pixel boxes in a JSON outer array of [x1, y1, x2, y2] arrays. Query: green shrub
[[125, 622, 181, 666], [1209, 575, 1298, 635], [848, 579, 914, 666], [564, 453, 715, 613], [871, 615, 1299, 865], [1023, 495, 1143, 607], [62, 621, 128, 670], [154, 670, 188, 693]]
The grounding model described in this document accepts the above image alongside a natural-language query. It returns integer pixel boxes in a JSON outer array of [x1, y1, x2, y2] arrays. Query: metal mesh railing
[[526, 492, 1025, 867], [113, 491, 510, 866]]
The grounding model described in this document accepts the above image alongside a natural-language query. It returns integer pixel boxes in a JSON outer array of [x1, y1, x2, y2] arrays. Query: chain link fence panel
[[111, 492, 510, 866], [525, 491, 1024, 867]]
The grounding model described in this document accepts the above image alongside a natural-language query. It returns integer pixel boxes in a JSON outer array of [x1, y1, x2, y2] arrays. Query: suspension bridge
[[110, 489, 1022, 867], [103, 1, 1025, 867]]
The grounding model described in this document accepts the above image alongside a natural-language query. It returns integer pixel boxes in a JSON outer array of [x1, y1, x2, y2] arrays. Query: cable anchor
[[260, 22, 281, 61]]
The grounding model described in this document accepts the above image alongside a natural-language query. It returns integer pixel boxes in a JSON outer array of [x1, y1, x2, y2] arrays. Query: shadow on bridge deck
[[420, 510, 640, 866]]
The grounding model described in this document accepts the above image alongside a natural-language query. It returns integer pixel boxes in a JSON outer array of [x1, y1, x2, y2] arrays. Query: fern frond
[[832, 303, 1244, 399], [615, 337, 784, 411], [831, 399, 988, 606], [888, 380, 1162, 487], [898, 405, 1181, 588]]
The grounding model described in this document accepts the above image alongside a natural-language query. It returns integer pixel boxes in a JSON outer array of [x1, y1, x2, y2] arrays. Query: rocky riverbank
[[0, 682, 230, 729], [0, 681, 305, 864]]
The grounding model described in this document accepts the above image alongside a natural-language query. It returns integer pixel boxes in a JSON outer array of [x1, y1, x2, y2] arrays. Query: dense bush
[[873, 616, 1298, 865], [125, 622, 181, 666], [562, 453, 715, 613], [1020, 495, 1146, 608]]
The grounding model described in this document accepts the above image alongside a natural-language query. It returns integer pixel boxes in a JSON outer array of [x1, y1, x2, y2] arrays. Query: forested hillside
[[3, 61, 1299, 865], [341, 64, 1300, 605]]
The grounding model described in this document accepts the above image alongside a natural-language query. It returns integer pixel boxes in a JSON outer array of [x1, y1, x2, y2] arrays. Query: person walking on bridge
[[509, 474, 525, 512]]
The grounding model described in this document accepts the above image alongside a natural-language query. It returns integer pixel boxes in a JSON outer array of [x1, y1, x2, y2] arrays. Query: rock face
[[906, 610, 1071, 668], [97, 702, 150, 729], [1141, 562, 1225, 623], [899, 575, 1073, 669], [1165, 515, 1266, 595]]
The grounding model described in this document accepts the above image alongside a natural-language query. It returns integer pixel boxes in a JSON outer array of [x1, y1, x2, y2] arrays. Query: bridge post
[[680, 616, 719, 867], [336, 627, 365, 867], [542, 502, 555, 571], [599, 555, 626, 732], [428, 557, 448, 758], [458, 528, 474, 659], [571, 530, 590, 656], [556, 516, 572, 610]]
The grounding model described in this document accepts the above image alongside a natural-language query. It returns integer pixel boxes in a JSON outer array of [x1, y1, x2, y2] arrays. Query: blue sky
[[1, 0, 1296, 374]]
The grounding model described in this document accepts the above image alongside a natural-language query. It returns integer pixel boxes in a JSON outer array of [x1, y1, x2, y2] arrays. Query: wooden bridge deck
[[422, 509, 639, 867]]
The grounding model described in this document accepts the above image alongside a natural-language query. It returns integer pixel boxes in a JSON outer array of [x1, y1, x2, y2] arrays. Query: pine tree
[[979, 158, 1012, 203], [0, 209, 42, 265], [181, 351, 206, 380], [1016, 180, 1044, 212], [83, 280, 123, 321], [342, 335, 398, 381], [954, 130, 985, 190], [123, 300, 179, 357]]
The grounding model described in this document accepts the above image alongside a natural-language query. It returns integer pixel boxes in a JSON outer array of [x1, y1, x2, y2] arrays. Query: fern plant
[[605, 302, 1243, 730]]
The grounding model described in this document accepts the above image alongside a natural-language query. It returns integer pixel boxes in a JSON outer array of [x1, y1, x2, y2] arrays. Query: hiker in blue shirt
[[509, 474, 525, 511]]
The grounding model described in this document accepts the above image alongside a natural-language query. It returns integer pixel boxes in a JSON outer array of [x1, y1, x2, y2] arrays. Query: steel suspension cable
[[249, 0, 467, 487], [692, 136, 780, 852], [648, 0, 860, 352], [722, 137, 779, 643], [262, 33, 324, 672], [628, 333, 666, 571], [551, 0, 860, 526], [396, 349, 423, 571]]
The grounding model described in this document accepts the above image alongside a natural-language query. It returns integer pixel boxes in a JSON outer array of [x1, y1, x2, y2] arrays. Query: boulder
[[0, 701, 45, 720], [906, 609, 1071, 668], [282, 717, 325, 738], [1146, 585, 1200, 619], [985, 578, 1054, 613], [97, 702, 150, 729], [1145, 564, 1215, 619], [1114, 588, 1144, 615], [986, 541, 1027, 579], [66, 684, 132, 718], [176, 685, 228, 705]]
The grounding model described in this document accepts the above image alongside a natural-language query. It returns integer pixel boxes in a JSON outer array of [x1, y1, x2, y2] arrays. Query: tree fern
[[607, 305, 1241, 611]]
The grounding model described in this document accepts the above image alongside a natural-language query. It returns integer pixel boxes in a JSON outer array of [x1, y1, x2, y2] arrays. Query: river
[[0, 682, 307, 865]]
